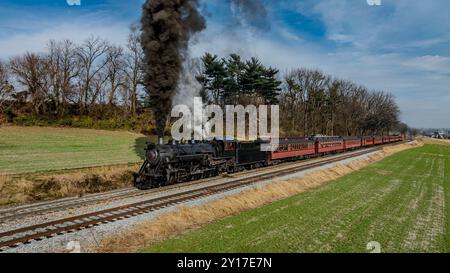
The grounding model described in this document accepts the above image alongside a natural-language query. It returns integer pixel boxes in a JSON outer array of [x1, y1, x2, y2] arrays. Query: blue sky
[[1, 0, 449, 128]]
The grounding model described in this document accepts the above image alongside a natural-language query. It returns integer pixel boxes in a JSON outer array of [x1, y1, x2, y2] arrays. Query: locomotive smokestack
[[158, 137, 164, 145], [141, 0, 206, 138]]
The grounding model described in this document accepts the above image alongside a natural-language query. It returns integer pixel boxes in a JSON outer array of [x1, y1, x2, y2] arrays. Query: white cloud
[[405, 55, 450, 75], [301, 0, 450, 52], [0, 19, 129, 58], [279, 28, 303, 42]]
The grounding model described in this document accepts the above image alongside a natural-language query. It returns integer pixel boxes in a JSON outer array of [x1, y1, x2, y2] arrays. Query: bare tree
[[282, 69, 309, 135], [123, 25, 144, 116], [366, 90, 399, 134], [9, 52, 49, 114], [0, 61, 14, 111], [46, 40, 79, 116], [307, 70, 331, 134], [75, 36, 110, 114], [325, 79, 346, 135], [105, 45, 125, 109], [397, 122, 409, 137], [281, 71, 304, 134], [90, 68, 109, 115], [281, 69, 331, 135]]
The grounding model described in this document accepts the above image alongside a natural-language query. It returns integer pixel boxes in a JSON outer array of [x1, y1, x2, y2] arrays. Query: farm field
[[0, 126, 150, 174], [143, 144, 450, 253]]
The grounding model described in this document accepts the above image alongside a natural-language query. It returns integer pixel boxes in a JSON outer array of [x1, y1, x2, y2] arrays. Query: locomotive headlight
[[146, 149, 159, 165]]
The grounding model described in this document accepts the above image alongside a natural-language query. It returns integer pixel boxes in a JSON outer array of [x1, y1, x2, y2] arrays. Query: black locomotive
[[134, 139, 268, 189]]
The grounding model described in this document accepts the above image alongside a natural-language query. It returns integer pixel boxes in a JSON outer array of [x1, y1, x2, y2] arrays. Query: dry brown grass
[[0, 164, 139, 206], [96, 141, 422, 253], [422, 137, 450, 146]]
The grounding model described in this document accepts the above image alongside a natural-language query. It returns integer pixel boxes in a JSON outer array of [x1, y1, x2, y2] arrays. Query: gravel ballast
[[0, 151, 377, 253]]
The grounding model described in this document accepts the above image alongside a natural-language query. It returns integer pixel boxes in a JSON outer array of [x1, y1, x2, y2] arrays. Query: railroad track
[[0, 170, 252, 222], [0, 187, 138, 221], [0, 145, 385, 223], [0, 145, 385, 251]]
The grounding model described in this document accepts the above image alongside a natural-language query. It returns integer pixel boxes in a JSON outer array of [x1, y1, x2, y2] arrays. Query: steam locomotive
[[133, 135, 402, 189]]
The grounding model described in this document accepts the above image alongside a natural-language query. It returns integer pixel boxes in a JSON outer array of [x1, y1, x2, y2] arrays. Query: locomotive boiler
[[134, 140, 221, 189]]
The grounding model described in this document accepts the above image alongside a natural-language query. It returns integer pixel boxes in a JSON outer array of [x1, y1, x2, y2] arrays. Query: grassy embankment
[[0, 126, 153, 205], [136, 143, 449, 253]]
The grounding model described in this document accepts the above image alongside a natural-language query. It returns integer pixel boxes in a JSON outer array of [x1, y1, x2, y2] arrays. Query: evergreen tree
[[260, 67, 281, 104], [198, 53, 227, 105], [223, 54, 245, 105], [242, 57, 265, 97], [198, 54, 282, 106]]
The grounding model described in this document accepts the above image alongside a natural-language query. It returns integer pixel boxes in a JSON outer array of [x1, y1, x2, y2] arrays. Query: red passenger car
[[344, 137, 362, 150], [270, 138, 316, 161], [374, 136, 383, 145], [362, 136, 375, 146], [382, 136, 391, 144], [314, 136, 345, 154], [388, 135, 403, 143]]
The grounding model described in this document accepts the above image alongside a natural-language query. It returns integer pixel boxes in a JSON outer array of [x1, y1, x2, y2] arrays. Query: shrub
[[11, 114, 154, 133], [4, 107, 17, 122]]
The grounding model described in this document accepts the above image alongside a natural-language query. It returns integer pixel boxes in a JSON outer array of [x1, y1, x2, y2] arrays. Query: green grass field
[[0, 126, 151, 174], [143, 144, 450, 253]]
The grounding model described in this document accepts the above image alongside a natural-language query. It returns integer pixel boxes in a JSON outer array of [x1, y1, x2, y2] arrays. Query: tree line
[[0, 28, 403, 136], [193, 54, 401, 136], [280, 69, 400, 136], [0, 26, 144, 122]]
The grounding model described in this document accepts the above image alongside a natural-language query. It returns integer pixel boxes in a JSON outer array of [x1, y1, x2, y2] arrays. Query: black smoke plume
[[141, 0, 206, 137]]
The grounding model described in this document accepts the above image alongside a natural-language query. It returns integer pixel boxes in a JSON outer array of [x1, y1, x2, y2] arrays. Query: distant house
[[432, 131, 447, 139]]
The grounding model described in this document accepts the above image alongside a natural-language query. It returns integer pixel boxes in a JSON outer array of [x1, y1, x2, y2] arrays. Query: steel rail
[[0, 145, 386, 250]]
